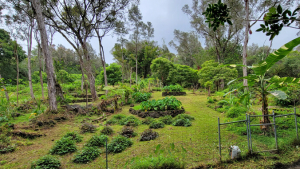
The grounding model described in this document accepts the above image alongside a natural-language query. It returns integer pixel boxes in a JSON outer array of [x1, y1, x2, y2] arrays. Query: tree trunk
[[38, 44, 44, 100], [78, 55, 84, 92], [96, 31, 108, 87], [261, 93, 270, 130], [130, 67, 132, 88], [27, 20, 35, 100], [243, 0, 249, 87], [121, 43, 124, 83], [135, 41, 138, 85], [0, 74, 9, 102], [208, 87, 211, 96], [15, 41, 19, 106], [31, 0, 57, 111]]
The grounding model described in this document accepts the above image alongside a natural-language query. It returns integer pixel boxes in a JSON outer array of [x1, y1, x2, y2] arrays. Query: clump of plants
[[120, 116, 141, 127], [142, 116, 155, 125], [0, 126, 16, 154], [149, 121, 165, 129], [49, 137, 77, 155], [159, 115, 173, 125], [80, 123, 97, 134], [107, 135, 133, 153], [140, 97, 182, 111], [107, 114, 127, 125], [226, 106, 247, 118], [131, 155, 185, 169], [62, 132, 83, 143], [172, 114, 194, 127], [132, 92, 151, 103], [31, 155, 61, 169], [163, 84, 183, 92], [120, 126, 137, 138], [100, 126, 114, 135], [85, 135, 108, 147], [72, 146, 101, 163], [140, 129, 159, 141]]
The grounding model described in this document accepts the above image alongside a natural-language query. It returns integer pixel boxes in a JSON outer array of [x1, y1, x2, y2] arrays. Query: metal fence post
[[294, 107, 299, 140], [106, 137, 108, 169], [246, 114, 250, 151], [272, 110, 278, 150], [218, 117, 221, 162], [248, 114, 252, 153]]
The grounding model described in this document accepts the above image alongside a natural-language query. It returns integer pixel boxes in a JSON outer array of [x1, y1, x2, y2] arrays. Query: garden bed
[[162, 91, 186, 96], [129, 107, 185, 118]]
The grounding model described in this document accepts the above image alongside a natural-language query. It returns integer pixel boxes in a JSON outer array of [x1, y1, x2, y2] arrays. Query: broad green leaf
[[154, 144, 161, 154], [269, 90, 287, 100]]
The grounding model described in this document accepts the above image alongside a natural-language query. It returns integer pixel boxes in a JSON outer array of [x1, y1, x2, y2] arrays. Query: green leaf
[[170, 143, 175, 150], [277, 5, 282, 14], [269, 90, 287, 100], [154, 144, 161, 154]]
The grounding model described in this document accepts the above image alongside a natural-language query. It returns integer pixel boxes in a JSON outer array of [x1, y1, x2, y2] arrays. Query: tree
[[167, 64, 199, 87], [150, 57, 174, 85], [31, 0, 57, 111], [99, 63, 122, 86]]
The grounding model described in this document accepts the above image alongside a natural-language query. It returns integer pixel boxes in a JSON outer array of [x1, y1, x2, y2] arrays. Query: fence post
[[218, 117, 221, 162], [106, 137, 108, 169], [272, 110, 278, 150], [248, 114, 252, 153], [295, 107, 298, 140], [246, 114, 250, 152]]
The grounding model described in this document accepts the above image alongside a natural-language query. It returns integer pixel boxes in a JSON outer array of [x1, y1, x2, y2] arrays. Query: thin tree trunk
[[261, 92, 270, 130], [15, 41, 19, 106], [135, 38, 138, 85], [78, 55, 84, 92], [27, 20, 35, 100], [121, 43, 124, 83], [31, 0, 57, 111], [96, 32, 108, 87], [243, 0, 249, 87], [130, 67, 132, 88], [38, 44, 45, 100], [0, 74, 9, 102], [208, 87, 211, 96]]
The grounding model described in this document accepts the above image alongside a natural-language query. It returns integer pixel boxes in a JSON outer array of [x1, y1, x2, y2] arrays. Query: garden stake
[[106, 137, 108, 169], [246, 114, 250, 151], [218, 117, 221, 162], [248, 114, 253, 153], [272, 110, 278, 150], [295, 107, 298, 140]]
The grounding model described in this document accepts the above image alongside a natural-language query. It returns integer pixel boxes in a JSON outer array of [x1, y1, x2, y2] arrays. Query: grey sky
[[7, 0, 300, 64]]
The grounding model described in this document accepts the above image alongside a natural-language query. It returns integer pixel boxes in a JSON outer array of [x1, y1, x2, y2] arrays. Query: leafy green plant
[[142, 116, 155, 125], [140, 97, 182, 111], [120, 126, 137, 138], [85, 135, 108, 147], [132, 92, 151, 103], [140, 129, 159, 141], [131, 154, 185, 169], [163, 84, 183, 92], [120, 116, 141, 127], [107, 135, 133, 153], [80, 123, 97, 134], [31, 155, 61, 169], [62, 132, 83, 143], [159, 115, 173, 125], [107, 114, 127, 125], [149, 121, 165, 129], [226, 106, 247, 118], [173, 114, 195, 121], [100, 126, 114, 135], [72, 146, 101, 163], [172, 119, 192, 127], [49, 137, 77, 155]]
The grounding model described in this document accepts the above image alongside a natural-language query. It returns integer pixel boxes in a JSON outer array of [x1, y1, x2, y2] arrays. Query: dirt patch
[[129, 107, 185, 118], [12, 130, 44, 139], [162, 91, 186, 96]]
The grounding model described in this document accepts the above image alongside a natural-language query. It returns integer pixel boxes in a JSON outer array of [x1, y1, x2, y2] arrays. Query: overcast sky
[[4, 0, 300, 64]]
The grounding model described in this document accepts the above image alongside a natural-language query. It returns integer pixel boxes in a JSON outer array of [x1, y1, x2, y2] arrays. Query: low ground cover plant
[[140, 129, 159, 141], [140, 97, 182, 111], [159, 115, 173, 125], [163, 84, 183, 92], [49, 137, 77, 155], [62, 132, 83, 143], [131, 154, 185, 169], [85, 135, 108, 147], [142, 116, 155, 125], [73, 146, 101, 163], [80, 123, 97, 133], [132, 92, 151, 102], [149, 121, 165, 129], [107, 135, 133, 153], [120, 116, 141, 127], [120, 126, 137, 138], [226, 106, 247, 118], [107, 114, 127, 125], [100, 126, 114, 135], [172, 114, 195, 127], [31, 155, 61, 169]]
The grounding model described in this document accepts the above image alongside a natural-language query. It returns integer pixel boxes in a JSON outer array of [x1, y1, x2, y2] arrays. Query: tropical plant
[[73, 146, 101, 163], [85, 135, 108, 147], [132, 92, 151, 103], [31, 155, 61, 169], [140, 97, 182, 111], [163, 84, 183, 92], [107, 135, 133, 153]]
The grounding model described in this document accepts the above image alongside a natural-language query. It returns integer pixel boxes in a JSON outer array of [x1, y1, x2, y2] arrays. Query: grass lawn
[[1, 90, 300, 168]]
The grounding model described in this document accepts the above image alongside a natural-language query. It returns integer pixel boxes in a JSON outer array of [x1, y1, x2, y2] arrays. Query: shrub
[[120, 116, 141, 127], [226, 106, 247, 118], [131, 155, 185, 169], [73, 146, 101, 163], [173, 114, 194, 121], [107, 114, 127, 125], [149, 121, 165, 129], [80, 123, 97, 134], [0, 134, 16, 154], [140, 129, 159, 141], [100, 126, 114, 135], [163, 84, 183, 92], [120, 126, 137, 138], [49, 137, 77, 155], [159, 115, 173, 125], [31, 155, 61, 169], [140, 97, 182, 111], [217, 100, 229, 106], [142, 117, 155, 125], [107, 135, 133, 153], [85, 135, 108, 147], [132, 92, 151, 102], [207, 97, 215, 103], [172, 119, 192, 127], [62, 132, 83, 143]]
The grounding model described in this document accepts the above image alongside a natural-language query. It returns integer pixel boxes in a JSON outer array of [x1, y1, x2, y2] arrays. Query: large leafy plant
[[163, 85, 183, 92], [139, 97, 182, 111]]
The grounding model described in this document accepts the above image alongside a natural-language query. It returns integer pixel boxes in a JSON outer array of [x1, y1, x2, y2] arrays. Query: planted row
[[163, 84, 183, 92], [132, 92, 151, 103], [140, 97, 182, 111]]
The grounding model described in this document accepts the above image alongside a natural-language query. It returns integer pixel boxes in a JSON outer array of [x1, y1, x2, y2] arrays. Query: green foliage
[[85, 135, 108, 147], [132, 92, 151, 102], [275, 84, 300, 106], [159, 115, 173, 125], [140, 129, 159, 141], [49, 137, 77, 155], [142, 116, 155, 125], [62, 132, 83, 143], [217, 100, 229, 106], [140, 97, 182, 111], [107, 114, 127, 125], [163, 84, 183, 92], [32, 71, 47, 83], [150, 57, 174, 85], [226, 106, 247, 118], [172, 114, 195, 127], [56, 70, 74, 83], [99, 63, 122, 86], [167, 64, 199, 87], [100, 126, 114, 135], [31, 155, 61, 169], [72, 146, 101, 163], [121, 126, 137, 138], [149, 121, 165, 129], [131, 154, 185, 169], [107, 135, 133, 153], [120, 116, 141, 127], [207, 97, 215, 103], [80, 123, 97, 134]]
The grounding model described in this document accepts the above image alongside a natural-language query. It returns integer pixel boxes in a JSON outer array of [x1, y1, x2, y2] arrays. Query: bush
[[100, 126, 114, 135], [80, 123, 97, 134], [120, 116, 141, 127], [163, 84, 183, 92], [140, 129, 159, 141], [107, 135, 133, 153], [140, 97, 182, 111], [226, 106, 247, 118], [62, 132, 83, 143], [31, 155, 61, 169], [159, 115, 173, 125], [120, 126, 137, 138], [149, 121, 165, 129], [173, 114, 194, 121], [132, 92, 151, 103], [207, 97, 215, 103], [107, 114, 127, 125], [49, 137, 77, 155], [217, 100, 229, 106], [131, 155, 185, 169], [142, 117, 155, 125], [73, 146, 101, 163], [172, 119, 192, 127], [85, 135, 108, 147]]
